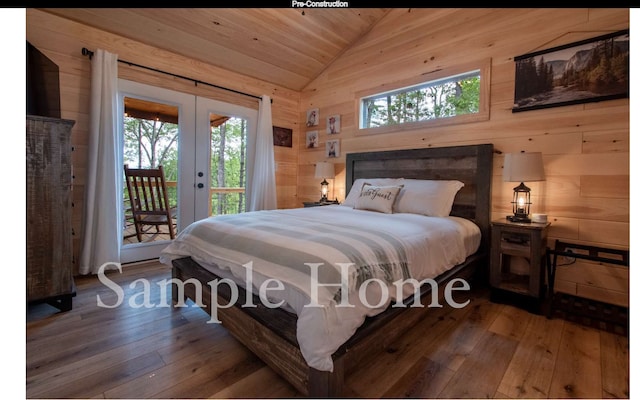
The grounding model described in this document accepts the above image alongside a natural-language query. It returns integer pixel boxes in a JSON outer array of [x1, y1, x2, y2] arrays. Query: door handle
[[197, 183, 204, 189]]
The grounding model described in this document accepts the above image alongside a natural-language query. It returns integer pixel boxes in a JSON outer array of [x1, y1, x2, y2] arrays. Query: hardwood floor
[[26, 260, 629, 399]]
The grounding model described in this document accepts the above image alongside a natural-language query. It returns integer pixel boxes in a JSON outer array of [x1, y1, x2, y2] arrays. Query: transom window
[[356, 59, 491, 135]]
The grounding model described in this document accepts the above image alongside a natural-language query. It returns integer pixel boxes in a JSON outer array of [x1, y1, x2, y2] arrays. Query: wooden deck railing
[[165, 181, 244, 193], [165, 181, 245, 216], [124, 181, 245, 243]]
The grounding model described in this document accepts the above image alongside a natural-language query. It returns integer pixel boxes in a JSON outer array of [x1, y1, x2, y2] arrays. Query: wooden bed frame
[[172, 143, 494, 397]]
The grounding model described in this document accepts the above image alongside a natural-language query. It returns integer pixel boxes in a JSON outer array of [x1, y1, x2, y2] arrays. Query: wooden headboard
[[345, 144, 494, 254]]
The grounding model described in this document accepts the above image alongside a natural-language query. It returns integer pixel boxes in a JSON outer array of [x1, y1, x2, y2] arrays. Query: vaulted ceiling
[[40, 8, 391, 91]]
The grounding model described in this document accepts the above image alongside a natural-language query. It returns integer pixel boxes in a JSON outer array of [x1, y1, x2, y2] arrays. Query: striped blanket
[[161, 208, 412, 305], [161, 205, 481, 371]]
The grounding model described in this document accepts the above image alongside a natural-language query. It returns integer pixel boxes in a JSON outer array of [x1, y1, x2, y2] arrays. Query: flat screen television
[[26, 41, 61, 118]]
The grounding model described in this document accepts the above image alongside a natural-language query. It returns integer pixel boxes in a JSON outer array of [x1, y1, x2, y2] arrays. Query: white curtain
[[78, 49, 122, 275], [247, 95, 277, 211]]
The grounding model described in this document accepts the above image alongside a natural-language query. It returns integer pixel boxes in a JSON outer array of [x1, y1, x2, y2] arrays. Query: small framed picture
[[326, 114, 341, 134], [306, 131, 319, 148], [326, 139, 340, 158], [272, 126, 293, 147], [306, 108, 319, 127]]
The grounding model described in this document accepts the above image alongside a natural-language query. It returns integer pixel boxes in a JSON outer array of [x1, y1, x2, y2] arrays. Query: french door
[[118, 80, 257, 263], [194, 97, 258, 220]]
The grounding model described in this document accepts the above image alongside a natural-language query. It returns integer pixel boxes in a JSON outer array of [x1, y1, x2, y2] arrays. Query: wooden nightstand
[[490, 219, 550, 313], [303, 200, 339, 207]]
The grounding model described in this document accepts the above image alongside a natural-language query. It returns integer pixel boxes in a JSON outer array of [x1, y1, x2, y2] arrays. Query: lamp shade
[[503, 152, 545, 182], [315, 161, 335, 179]]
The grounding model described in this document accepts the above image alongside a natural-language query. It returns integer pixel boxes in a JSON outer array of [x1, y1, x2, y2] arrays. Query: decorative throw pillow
[[343, 178, 404, 207], [354, 183, 404, 214], [392, 179, 464, 217]]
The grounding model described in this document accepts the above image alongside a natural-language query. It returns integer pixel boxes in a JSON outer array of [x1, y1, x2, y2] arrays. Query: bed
[[161, 143, 493, 396]]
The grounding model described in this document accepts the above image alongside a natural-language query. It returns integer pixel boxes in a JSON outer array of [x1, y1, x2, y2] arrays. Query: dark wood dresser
[[26, 115, 75, 311]]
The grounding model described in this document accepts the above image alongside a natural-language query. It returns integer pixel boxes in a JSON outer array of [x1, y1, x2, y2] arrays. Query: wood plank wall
[[26, 9, 301, 275], [297, 8, 630, 306], [26, 8, 630, 306]]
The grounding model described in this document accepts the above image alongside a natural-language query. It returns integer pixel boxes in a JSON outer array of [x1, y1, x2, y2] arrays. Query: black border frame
[[512, 29, 629, 113]]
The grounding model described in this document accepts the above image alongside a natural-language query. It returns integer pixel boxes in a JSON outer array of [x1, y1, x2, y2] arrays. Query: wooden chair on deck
[[124, 164, 177, 242]]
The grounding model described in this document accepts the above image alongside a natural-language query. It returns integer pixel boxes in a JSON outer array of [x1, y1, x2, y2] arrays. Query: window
[[361, 70, 480, 127], [356, 59, 491, 135]]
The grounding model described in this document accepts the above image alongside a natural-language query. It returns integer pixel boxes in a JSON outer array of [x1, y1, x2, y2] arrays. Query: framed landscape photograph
[[512, 29, 629, 113]]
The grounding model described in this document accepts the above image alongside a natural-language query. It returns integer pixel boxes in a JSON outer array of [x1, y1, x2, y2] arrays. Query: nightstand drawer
[[500, 232, 531, 256]]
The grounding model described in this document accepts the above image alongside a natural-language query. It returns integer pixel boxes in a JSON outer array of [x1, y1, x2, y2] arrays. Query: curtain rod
[[81, 47, 269, 103]]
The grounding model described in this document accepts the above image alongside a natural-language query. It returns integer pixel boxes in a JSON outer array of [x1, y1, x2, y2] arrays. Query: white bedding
[[159, 205, 480, 372]]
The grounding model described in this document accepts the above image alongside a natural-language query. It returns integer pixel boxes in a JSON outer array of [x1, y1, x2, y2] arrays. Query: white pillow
[[354, 183, 404, 214], [343, 178, 404, 207], [393, 179, 464, 217]]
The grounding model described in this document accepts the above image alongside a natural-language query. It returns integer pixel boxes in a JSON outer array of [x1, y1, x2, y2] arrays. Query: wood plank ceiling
[[39, 8, 391, 91]]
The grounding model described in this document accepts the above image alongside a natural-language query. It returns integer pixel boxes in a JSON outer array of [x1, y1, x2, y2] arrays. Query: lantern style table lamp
[[503, 151, 545, 223], [314, 161, 335, 202]]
